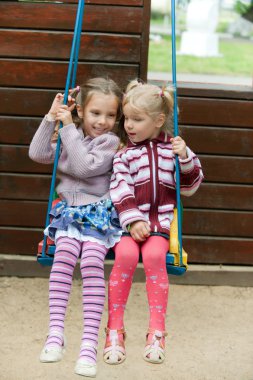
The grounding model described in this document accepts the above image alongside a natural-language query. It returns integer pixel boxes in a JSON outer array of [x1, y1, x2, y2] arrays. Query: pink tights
[[108, 236, 169, 332]]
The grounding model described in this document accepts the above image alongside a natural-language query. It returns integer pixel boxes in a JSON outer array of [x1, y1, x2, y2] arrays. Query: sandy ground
[[0, 276, 253, 380]]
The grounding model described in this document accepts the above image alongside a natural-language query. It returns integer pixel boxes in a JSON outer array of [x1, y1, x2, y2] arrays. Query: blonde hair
[[52, 77, 122, 142], [123, 79, 174, 135]]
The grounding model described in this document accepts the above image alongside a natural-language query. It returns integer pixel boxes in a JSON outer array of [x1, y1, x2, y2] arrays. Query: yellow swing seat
[[166, 208, 188, 275], [37, 202, 188, 275]]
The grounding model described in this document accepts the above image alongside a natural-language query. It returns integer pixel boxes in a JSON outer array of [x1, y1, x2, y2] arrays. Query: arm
[[59, 125, 120, 178], [28, 92, 75, 164], [28, 116, 57, 164], [110, 153, 148, 232], [178, 147, 204, 196], [170, 136, 203, 196]]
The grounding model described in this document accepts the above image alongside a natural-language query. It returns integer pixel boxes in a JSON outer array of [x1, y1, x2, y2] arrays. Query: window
[[149, 0, 253, 87]]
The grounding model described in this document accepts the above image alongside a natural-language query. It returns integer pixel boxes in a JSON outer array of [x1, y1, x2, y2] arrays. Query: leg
[[108, 236, 140, 329], [104, 236, 140, 364], [75, 241, 107, 377], [141, 236, 169, 363], [40, 236, 80, 362]]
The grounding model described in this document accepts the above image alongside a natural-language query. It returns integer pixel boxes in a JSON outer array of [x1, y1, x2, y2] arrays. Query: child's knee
[[142, 246, 167, 270], [142, 236, 168, 269], [114, 237, 140, 268], [115, 249, 139, 268]]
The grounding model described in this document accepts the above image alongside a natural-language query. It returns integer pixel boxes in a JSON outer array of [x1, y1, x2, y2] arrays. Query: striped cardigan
[[110, 132, 204, 235]]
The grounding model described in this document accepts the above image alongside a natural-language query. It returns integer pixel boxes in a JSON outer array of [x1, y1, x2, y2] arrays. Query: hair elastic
[[137, 78, 144, 86], [159, 85, 166, 98]]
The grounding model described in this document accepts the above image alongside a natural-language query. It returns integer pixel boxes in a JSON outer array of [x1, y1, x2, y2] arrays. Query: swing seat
[[37, 198, 60, 266], [166, 208, 188, 276], [37, 238, 55, 266], [37, 205, 188, 276]]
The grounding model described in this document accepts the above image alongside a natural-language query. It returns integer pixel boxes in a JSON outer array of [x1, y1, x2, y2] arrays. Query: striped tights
[[45, 236, 107, 364]]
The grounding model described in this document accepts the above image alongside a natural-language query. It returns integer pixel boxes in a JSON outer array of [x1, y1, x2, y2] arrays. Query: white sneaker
[[74, 359, 97, 377], [39, 331, 66, 363]]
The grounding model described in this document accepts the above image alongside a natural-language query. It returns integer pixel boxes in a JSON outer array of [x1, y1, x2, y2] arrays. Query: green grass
[[148, 36, 253, 76]]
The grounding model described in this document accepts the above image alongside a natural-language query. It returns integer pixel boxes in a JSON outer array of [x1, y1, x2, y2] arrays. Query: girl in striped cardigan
[[103, 79, 203, 365]]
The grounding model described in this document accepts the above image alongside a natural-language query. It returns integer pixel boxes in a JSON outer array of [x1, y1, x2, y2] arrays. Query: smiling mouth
[[93, 127, 105, 132]]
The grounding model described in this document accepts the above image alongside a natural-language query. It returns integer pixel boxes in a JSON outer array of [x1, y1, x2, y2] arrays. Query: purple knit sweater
[[29, 116, 120, 206]]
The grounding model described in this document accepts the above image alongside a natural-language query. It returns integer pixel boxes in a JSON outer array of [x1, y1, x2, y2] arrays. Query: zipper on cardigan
[[150, 141, 156, 203], [150, 141, 158, 232]]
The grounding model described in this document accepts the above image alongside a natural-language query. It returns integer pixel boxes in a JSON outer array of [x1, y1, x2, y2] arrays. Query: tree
[[234, 1, 253, 22]]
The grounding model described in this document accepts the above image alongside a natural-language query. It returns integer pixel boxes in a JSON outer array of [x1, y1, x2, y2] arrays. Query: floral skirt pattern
[[44, 199, 122, 249]]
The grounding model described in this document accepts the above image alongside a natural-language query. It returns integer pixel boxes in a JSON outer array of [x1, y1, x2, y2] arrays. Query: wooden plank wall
[[0, 0, 151, 258], [1, 1, 253, 267], [177, 84, 253, 265]]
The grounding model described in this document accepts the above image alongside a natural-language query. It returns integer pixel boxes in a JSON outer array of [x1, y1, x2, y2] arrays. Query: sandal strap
[[146, 329, 167, 350], [147, 329, 167, 338], [143, 343, 165, 363], [104, 329, 126, 359], [105, 327, 126, 339]]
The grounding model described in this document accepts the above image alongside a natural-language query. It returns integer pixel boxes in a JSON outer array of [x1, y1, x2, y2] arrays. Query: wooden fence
[[176, 84, 253, 265], [0, 0, 150, 267]]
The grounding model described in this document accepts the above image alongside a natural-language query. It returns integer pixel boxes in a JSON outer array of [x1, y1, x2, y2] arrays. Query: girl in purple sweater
[[29, 77, 122, 377], [103, 80, 203, 366]]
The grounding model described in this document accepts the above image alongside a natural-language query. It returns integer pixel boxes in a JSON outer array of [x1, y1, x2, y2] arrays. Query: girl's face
[[123, 103, 164, 143], [79, 93, 118, 138]]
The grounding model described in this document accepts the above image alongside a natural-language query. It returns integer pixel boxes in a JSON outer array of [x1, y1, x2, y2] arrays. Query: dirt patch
[[0, 277, 253, 380]]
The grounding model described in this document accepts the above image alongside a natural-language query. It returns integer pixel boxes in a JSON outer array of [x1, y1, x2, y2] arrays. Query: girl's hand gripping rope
[[48, 91, 77, 121], [55, 104, 76, 126], [170, 136, 187, 160], [49, 91, 77, 142]]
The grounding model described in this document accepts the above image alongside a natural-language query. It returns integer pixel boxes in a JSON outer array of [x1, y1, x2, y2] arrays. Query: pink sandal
[[143, 329, 167, 364], [103, 328, 126, 365]]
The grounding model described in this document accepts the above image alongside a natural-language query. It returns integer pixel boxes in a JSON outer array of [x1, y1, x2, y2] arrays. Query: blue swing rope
[[41, 0, 85, 259], [71, 0, 85, 88], [171, 0, 183, 266]]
